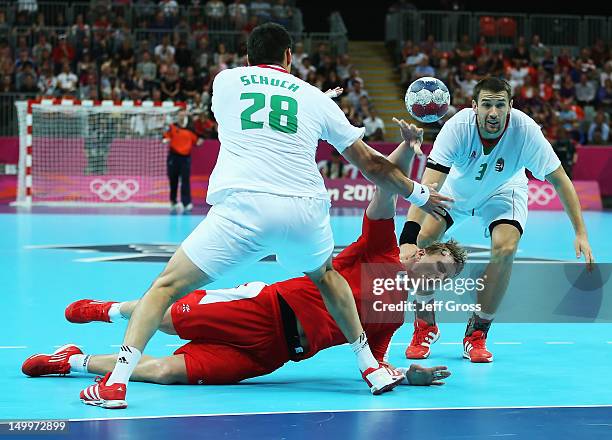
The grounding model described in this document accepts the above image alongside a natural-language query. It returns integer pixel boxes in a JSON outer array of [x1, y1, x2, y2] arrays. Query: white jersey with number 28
[[207, 65, 365, 205]]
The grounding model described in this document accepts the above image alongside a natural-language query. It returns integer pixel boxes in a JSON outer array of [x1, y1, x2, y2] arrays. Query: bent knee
[[148, 359, 183, 385]]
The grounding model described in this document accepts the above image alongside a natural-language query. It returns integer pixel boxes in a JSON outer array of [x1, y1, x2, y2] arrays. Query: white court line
[[67, 403, 612, 423], [0, 346, 27, 349], [545, 342, 575, 345], [165, 344, 182, 347]]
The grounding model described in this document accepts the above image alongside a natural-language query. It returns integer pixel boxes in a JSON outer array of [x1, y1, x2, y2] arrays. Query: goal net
[[15, 99, 182, 207]]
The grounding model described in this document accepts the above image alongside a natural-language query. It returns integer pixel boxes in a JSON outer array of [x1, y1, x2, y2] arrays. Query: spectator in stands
[[453, 34, 474, 65], [529, 34, 547, 65], [454, 69, 477, 98], [38, 64, 57, 96], [206, 0, 227, 24], [193, 110, 218, 139], [19, 73, 38, 93], [509, 36, 530, 66], [347, 79, 368, 110], [421, 34, 438, 57], [137, 50, 158, 89], [339, 97, 361, 127], [560, 74, 576, 101], [575, 72, 597, 107], [412, 55, 435, 80], [160, 0, 179, 26], [401, 44, 425, 86], [272, 0, 293, 29], [576, 47, 597, 77], [193, 37, 210, 71], [552, 127, 577, 178], [242, 15, 259, 35], [117, 39, 136, 73], [175, 40, 193, 69], [588, 111, 610, 144], [320, 149, 348, 179], [473, 36, 490, 60], [163, 109, 203, 213], [56, 62, 78, 96], [124, 67, 148, 100], [363, 108, 385, 142], [600, 61, 612, 87], [32, 34, 51, 67], [154, 35, 175, 64], [436, 56, 452, 85], [250, 0, 272, 22], [597, 78, 612, 113], [291, 42, 307, 71], [160, 64, 180, 101], [228, 0, 249, 30], [15, 60, 37, 90], [181, 66, 201, 101], [0, 74, 12, 93], [79, 72, 98, 99], [296, 56, 315, 80], [70, 13, 91, 41], [541, 48, 556, 74], [336, 54, 352, 81], [557, 99, 580, 140]]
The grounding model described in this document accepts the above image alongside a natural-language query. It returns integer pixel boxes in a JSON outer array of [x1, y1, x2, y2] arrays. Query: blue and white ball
[[405, 77, 451, 124]]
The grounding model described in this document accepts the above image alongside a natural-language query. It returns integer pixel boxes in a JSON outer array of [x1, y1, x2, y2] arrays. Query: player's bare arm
[[545, 165, 594, 268], [366, 118, 424, 221], [342, 138, 453, 219]]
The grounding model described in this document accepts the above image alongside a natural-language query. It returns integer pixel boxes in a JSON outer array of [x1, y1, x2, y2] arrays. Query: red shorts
[[171, 282, 291, 384]]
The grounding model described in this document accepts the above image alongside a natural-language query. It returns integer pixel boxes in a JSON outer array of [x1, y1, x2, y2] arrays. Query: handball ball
[[404, 77, 451, 124]]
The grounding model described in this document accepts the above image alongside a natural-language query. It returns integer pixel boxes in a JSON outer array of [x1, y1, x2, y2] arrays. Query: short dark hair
[[247, 23, 292, 66], [424, 238, 467, 277], [473, 77, 512, 102]]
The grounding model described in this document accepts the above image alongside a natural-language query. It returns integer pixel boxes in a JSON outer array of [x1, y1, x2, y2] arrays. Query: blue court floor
[[1, 209, 611, 439]]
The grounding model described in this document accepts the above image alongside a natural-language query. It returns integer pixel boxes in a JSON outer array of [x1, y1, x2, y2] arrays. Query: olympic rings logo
[[527, 183, 557, 206], [89, 179, 140, 201]]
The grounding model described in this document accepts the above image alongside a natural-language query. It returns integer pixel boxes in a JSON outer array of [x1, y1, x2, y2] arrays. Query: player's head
[[403, 239, 467, 281], [247, 23, 293, 72], [472, 77, 513, 138], [177, 109, 189, 128]]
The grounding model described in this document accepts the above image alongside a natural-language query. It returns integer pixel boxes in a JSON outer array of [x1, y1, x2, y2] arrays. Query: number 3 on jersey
[[475, 163, 487, 181], [240, 93, 298, 134]]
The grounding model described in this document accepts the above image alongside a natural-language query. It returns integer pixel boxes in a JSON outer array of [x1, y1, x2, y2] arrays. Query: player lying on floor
[[22, 120, 462, 406]]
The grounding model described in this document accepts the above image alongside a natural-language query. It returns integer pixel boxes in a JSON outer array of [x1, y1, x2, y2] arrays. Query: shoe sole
[[371, 375, 404, 395], [81, 399, 127, 409], [405, 330, 440, 359], [463, 351, 493, 363], [22, 344, 81, 377]]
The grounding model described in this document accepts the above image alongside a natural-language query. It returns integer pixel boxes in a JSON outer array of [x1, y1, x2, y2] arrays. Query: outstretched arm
[[366, 118, 425, 220], [546, 165, 594, 269], [342, 135, 452, 220]]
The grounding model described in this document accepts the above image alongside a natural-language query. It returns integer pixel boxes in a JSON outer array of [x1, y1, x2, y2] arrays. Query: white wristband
[[406, 181, 430, 207]]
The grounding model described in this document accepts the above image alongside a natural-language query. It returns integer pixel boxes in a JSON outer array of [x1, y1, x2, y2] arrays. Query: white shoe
[[184, 203, 193, 212], [362, 364, 404, 395], [170, 203, 183, 213]]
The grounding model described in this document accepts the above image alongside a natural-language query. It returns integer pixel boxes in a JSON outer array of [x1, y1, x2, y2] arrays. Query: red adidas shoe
[[463, 330, 493, 363], [22, 344, 82, 377], [362, 364, 404, 395], [65, 299, 117, 323], [80, 372, 127, 409], [405, 318, 440, 359]]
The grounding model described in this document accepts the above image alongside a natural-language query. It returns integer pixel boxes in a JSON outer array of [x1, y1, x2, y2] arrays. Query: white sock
[[69, 354, 91, 374], [107, 345, 141, 385], [108, 303, 125, 322], [475, 310, 496, 321], [350, 332, 379, 371]]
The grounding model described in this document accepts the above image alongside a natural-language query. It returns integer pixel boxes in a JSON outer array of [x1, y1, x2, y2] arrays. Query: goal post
[[14, 99, 183, 207]]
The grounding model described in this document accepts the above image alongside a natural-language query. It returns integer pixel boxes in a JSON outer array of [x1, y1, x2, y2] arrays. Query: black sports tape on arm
[[399, 221, 421, 245], [426, 160, 451, 174]]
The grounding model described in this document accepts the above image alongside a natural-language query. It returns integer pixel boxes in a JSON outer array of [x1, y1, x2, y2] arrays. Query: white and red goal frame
[[14, 98, 184, 207]]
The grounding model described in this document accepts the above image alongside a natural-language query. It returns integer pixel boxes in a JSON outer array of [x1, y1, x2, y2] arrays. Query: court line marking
[[0, 346, 27, 349], [66, 404, 612, 423]]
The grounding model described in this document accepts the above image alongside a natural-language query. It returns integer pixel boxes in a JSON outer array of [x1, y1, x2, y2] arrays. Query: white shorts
[[444, 185, 528, 237], [182, 191, 334, 279]]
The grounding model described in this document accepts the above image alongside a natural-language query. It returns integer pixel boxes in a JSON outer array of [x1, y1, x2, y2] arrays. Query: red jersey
[[275, 214, 406, 362]]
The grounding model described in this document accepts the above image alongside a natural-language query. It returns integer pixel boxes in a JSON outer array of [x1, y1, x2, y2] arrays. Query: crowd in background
[[397, 33, 612, 174]]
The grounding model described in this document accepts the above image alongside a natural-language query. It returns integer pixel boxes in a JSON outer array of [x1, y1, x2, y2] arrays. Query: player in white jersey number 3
[[401, 77, 594, 363], [78, 23, 453, 408]]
